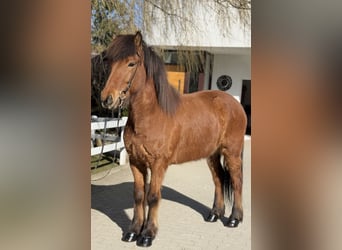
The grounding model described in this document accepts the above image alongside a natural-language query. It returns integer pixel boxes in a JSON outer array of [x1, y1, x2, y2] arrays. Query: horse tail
[[222, 148, 244, 206], [223, 160, 233, 205]]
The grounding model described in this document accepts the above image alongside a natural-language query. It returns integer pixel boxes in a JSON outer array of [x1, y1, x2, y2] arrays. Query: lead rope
[[91, 107, 122, 181]]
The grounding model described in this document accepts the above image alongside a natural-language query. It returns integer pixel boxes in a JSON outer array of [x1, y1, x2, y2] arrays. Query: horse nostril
[[101, 95, 113, 108], [106, 95, 113, 105]]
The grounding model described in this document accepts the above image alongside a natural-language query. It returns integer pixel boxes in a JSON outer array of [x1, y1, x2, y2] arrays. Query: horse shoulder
[[123, 115, 174, 166]]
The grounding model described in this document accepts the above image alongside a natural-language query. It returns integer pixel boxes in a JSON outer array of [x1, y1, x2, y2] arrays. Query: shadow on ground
[[91, 182, 213, 234]]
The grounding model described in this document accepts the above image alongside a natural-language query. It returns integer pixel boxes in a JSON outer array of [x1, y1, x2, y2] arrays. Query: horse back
[[169, 90, 247, 164]]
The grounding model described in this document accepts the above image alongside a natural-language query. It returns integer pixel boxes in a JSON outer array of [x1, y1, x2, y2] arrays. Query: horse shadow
[[91, 182, 214, 233]]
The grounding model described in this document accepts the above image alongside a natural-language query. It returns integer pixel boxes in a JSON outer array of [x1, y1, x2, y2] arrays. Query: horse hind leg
[[206, 152, 226, 222], [222, 144, 244, 227]]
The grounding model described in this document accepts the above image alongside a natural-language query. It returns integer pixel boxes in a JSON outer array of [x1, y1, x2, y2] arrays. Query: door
[[241, 80, 251, 135]]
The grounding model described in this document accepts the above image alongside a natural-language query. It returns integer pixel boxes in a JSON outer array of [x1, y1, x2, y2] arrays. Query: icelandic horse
[[101, 31, 247, 247]]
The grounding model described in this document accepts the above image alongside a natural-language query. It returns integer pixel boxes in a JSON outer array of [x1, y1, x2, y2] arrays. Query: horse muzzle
[[101, 94, 120, 110]]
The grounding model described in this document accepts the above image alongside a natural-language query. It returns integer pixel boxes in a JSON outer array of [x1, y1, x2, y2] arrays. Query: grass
[[91, 153, 119, 175]]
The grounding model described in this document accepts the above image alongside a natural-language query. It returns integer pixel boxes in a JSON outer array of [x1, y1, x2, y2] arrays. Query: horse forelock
[[106, 35, 137, 63]]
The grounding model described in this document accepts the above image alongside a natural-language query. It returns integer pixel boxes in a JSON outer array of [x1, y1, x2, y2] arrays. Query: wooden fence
[[91, 116, 128, 166]]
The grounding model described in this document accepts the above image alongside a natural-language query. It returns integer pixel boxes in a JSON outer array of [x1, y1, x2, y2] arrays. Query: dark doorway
[[188, 72, 199, 93], [241, 80, 251, 135]]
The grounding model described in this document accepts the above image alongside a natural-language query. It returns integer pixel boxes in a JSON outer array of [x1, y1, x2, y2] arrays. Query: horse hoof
[[136, 236, 153, 247], [122, 232, 138, 242], [206, 213, 219, 222], [226, 218, 240, 227]]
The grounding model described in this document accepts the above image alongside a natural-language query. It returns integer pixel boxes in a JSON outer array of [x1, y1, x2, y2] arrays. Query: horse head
[[101, 31, 145, 110]]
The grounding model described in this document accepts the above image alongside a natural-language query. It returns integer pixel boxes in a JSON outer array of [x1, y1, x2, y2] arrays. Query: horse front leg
[[137, 162, 166, 247], [122, 164, 147, 242]]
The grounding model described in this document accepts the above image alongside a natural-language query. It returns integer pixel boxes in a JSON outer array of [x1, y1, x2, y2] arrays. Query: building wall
[[210, 53, 251, 102], [145, 3, 250, 48]]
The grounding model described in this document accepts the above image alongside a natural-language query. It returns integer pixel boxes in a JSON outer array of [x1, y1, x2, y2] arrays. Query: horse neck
[[128, 79, 160, 123]]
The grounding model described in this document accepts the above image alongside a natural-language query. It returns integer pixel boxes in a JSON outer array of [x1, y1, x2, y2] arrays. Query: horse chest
[[124, 128, 163, 166]]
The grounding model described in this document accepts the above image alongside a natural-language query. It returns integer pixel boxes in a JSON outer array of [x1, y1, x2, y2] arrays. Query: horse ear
[[134, 31, 143, 56]]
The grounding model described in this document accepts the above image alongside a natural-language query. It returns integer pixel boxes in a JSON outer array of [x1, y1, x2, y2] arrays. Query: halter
[[118, 53, 141, 108]]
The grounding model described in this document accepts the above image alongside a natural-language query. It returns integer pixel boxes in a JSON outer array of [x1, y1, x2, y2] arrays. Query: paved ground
[[91, 136, 251, 250]]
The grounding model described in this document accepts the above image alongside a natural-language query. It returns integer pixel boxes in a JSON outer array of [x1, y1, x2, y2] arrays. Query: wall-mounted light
[[216, 75, 232, 91]]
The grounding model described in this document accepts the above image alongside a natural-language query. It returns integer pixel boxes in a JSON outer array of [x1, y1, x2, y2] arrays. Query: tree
[[143, 0, 250, 39], [91, 0, 141, 53], [91, 0, 250, 53]]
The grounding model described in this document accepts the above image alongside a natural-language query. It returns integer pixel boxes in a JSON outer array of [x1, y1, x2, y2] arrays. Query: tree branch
[[145, 0, 195, 25], [215, 0, 251, 10]]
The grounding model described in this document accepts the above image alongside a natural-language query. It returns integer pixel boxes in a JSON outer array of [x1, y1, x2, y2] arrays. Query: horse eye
[[128, 62, 136, 67]]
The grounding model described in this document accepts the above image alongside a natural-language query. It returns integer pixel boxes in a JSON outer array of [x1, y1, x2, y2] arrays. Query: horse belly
[[172, 147, 214, 164], [170, 129, 219, 164]]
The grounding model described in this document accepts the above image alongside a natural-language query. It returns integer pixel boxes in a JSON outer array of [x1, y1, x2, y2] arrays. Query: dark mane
[[106, 34, 181, 114], [106, 34, 136, 63]]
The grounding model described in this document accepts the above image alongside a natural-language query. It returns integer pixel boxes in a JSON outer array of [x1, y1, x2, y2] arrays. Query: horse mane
[[106, 34, 181, 114]]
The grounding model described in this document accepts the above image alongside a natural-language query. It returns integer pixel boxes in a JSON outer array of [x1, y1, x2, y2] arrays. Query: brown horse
[[101, 31, 247, 247]]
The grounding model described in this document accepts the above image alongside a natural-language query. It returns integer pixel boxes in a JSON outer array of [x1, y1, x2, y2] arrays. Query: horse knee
[[147, 192, 160, 206], [134, 189, 145, 204]]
